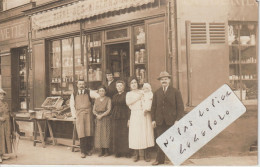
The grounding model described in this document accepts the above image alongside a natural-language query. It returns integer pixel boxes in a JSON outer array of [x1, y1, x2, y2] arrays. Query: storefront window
[[133, 25, 147, 85], [228, 21, 257, 103], [49, 37, 85, 97], [86, 32, 103, 90]]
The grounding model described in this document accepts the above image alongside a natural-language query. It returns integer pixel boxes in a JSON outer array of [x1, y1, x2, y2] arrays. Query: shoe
[[2, 155, 10, 160], [133, 150, 139, 162], [98, 152, 104, 157], [144, 150, 151, 162], [152, 161, 163, 166], [115, 153, 121, 158], [125, 153, 131, 158], [86, 152, 92, 156], [81, 153, 86, 158]]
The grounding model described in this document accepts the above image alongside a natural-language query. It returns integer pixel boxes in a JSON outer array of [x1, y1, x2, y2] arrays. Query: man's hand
[[152, 121, 156, 128], [174, 120, 179, 124]]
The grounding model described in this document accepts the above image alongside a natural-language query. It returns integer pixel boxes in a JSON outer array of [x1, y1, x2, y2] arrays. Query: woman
[[93, 85, 111, 157], [111, 80, 130, 158], [126, 76, 154, 162], [0, 88, 12, 163]]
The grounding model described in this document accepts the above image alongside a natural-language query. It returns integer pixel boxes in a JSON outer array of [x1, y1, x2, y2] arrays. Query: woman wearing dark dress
[[111, 80, 130, 158], [93, 85, 112, 157]]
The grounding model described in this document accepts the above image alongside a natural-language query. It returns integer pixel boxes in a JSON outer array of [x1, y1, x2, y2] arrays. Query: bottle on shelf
[[93, 50, 96, 63], [96, 50, 100, 63], [135, 51, 140, 63], [88, 53, 93, 63], [140, 49, 145, 63], [96, 68, 102, 81]]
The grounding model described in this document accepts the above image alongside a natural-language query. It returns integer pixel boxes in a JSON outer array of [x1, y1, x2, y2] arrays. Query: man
[[70, 79, 95, 158], [151, 71, 184, 165], [105, 70, 118, 99]]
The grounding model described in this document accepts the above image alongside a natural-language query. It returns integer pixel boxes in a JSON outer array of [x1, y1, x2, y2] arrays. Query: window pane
[[106, 28, 127, 40], [62, 38, 74, 95], [50, 40, 62, 95]]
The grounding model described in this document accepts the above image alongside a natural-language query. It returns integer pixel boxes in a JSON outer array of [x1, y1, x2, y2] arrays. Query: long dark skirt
[[112, 118, 129, 154], [94, 116, 111, 148]]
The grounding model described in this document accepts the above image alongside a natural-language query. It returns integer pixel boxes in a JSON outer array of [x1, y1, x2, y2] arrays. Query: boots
[[104, 148, 109, 157], [144, 149, 151, 162], [99, 148, 105, 157], [133, 150, 139, 162]]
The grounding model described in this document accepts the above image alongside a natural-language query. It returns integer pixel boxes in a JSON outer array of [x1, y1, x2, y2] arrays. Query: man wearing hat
[[151, 71, 184, 165], [105, 70, 117, 99]]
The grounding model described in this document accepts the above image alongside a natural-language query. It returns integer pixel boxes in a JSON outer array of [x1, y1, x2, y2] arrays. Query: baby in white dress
[[141, 83, 153, 116]]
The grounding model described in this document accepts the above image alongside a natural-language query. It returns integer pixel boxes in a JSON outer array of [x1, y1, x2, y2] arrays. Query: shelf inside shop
[[88, 80, 102, 82], [229, 78, 258, 81], [229, 62, 257, 65], [134, 63, 146, 65], [134, 43, 145, 46], [89, 63, 102, 65], [229, 44, 256, 47]]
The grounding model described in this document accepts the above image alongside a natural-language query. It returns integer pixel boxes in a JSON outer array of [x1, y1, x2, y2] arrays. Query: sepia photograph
[[0, 0, 258, 165]]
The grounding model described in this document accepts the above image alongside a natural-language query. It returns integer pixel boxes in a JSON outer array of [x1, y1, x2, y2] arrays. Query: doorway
[[106, 42, 130, 80]]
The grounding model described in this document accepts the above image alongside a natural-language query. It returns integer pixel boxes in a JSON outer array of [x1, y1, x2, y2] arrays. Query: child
[[93, 85, 111, 157], [141, 83, 153, 116]]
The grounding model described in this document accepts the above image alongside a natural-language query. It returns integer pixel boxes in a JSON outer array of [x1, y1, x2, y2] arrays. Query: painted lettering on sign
[[0, 22, 26, 41], [156, 84, 246, 165]]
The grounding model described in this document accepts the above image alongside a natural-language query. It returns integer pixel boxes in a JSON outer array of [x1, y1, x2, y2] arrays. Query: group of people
[[70, 70, 184, 165]]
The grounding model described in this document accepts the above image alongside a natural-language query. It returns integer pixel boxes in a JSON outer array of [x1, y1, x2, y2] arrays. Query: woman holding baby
[[126, 76, 154, 162]]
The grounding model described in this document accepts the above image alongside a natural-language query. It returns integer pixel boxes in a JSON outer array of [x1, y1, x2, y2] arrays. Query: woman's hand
[[0, 117, 6, 122], [144, 110, 148, 116], [97, 115, 103, 120], [152, 121, 156, 128]]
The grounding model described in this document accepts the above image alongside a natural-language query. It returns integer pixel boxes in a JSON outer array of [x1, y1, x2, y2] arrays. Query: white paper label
[[156, 84, 246, 165]]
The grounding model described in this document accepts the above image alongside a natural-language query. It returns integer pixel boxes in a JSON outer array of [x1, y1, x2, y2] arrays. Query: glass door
[[106, 42, 130, 81]]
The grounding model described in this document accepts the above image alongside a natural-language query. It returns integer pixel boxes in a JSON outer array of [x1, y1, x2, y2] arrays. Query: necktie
[[163, 87, 166, 94], [81, 90, 83, 95]]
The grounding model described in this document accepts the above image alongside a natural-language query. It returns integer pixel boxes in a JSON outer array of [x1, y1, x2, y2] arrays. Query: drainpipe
[[167, 0, 173, 86]]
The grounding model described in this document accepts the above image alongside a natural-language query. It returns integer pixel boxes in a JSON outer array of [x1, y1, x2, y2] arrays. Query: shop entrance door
[[106, 42, 130, 80]]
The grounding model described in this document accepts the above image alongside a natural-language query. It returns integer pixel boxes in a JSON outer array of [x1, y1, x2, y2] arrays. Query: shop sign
[[34, 22, 80, 39], [31, 0, 154, 30], [0, 22, 27, 42]]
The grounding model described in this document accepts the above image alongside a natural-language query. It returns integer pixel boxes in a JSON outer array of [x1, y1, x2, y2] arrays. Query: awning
[[31, 0, 155, 30]]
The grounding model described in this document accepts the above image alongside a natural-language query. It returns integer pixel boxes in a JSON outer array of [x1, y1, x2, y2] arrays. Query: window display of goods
[[41, 96, 64, 109]]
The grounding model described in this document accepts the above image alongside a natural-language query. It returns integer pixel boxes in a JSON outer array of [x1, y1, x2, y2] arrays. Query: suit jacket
[[105, 79, 118, 99], [151, 86, 184, 126]]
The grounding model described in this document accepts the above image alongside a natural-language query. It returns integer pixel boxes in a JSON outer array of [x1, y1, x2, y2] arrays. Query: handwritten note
[[156, 84, 246, 165]]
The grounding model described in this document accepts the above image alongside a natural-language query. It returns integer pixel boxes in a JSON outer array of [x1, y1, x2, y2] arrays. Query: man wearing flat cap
[[151, 71, 184, 165]]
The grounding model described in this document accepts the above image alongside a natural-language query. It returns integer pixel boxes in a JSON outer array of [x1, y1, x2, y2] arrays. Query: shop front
[[24, 0, 170, 141], [176, 0, 258, 156]]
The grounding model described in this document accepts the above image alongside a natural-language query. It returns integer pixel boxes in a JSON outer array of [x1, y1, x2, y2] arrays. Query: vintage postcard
[[0, 0, 258, 166]]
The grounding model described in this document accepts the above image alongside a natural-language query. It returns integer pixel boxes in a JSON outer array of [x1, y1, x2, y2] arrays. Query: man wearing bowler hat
[[151, 71, 184, 165]]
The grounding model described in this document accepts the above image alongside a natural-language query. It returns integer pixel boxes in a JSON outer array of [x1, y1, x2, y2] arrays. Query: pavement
[[0, 139, 258, 166]]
